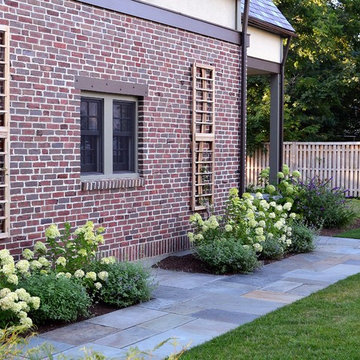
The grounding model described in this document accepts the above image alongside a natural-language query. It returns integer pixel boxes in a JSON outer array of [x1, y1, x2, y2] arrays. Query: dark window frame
[[80, 97, 104, 174], [113, 100, 136, 173]]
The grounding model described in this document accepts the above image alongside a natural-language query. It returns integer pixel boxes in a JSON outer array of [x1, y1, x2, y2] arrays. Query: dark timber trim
[[248, 17, 297, 37], [75, 0, 242, 45], [248, 57, 281, 74], [239, 0, 251, 195], [75, 77, 149, 97]]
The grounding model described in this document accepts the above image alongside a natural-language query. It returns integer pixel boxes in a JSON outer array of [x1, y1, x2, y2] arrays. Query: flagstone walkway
[[23, 236, 360, 359]]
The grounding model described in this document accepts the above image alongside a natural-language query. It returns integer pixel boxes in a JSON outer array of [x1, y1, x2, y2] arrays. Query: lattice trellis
[[191, 63, 215, 211], [0, 26, 10, 237]]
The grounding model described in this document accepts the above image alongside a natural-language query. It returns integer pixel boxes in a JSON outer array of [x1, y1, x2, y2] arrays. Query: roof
[[242, 0, 295, 33]]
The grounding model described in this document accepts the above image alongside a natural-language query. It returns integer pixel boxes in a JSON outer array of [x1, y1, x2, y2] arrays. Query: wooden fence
[[246, 142, 360, 197]]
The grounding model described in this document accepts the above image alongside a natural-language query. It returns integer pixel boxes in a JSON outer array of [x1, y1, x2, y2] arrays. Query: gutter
[[239, 0, 251, 194]]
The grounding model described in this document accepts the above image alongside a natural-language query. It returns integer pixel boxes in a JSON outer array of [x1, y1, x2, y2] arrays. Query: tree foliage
[[247, 0, 360, 151]]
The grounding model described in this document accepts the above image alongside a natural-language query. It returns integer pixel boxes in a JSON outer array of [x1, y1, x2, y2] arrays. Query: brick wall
[[0, 0, 241, 259]]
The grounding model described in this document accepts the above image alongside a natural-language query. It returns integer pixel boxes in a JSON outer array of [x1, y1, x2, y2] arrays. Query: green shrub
[[290, 222, 316, 253], [195, 237, 259, 274], [261, 238, 284, 260], [20, 273, 91, 324], [294, 177, 355, 229], [88, 261, 154, 308]]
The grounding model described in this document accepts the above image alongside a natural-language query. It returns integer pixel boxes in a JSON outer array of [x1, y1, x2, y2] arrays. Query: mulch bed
[[34, 302, 118, 334], [320, 218, 360, 237], [152, 252, 296, 275]]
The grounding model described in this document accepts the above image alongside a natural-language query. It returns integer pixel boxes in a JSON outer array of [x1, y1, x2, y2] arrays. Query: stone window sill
[[81, 177, 145, 191]]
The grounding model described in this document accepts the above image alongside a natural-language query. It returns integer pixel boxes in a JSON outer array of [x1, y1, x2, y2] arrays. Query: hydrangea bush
[[1, 221, 154, 329], [189, 189, 295, 255], [0, 249, 40, 329]]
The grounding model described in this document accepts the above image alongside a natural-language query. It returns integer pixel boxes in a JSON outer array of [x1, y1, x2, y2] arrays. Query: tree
[[247, 0, 360, 151]]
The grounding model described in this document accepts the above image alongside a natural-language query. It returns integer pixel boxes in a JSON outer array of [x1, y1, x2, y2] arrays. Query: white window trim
[[80, 91, 139, 181]]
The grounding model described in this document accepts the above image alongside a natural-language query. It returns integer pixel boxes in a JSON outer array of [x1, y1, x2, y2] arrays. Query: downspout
[[239, 0, 251, 194], [279, 36, 292, 170]]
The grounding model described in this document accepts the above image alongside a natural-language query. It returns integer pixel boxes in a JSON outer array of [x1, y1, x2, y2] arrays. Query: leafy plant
[[87, 261, 154, 308], [294, 177, 355, 229], [19, 273, 91, 324], [195, 237, 259, 274], [290, 222, 317, 253], [261, 238, 284, 260], [40, 221, 105, 274]]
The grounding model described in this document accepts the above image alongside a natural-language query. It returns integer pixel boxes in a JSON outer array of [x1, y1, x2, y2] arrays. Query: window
[[80, 93, 138, 178]]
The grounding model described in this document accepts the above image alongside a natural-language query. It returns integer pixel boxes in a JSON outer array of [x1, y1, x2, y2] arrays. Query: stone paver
[[23, 236, 360, 359]]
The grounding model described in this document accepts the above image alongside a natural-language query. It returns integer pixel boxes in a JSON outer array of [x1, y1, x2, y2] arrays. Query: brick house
[[0, 0, 295, 259]]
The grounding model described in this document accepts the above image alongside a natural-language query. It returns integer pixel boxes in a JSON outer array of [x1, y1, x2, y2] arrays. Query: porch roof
[[243, 0, 295, 34]]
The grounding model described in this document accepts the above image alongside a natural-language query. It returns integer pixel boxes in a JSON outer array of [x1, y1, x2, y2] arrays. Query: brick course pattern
[[0, 0, 242, 259]]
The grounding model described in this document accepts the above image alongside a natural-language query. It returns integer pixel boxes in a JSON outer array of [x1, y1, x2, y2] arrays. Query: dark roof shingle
[[242, 0, 295, 32]]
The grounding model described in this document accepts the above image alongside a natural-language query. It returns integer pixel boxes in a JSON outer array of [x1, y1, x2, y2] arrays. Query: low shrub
[[294, 177, 355, 229], [88, 261, 154, 308], [20, 273, 91, 324], [290, 222, 317, 253], [261, 238, 284, 260], [195, 237, 259, 274]]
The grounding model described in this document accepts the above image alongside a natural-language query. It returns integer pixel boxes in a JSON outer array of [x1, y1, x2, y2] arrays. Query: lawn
[[335, 198, 360, 238], [181, 273, 360, 360]]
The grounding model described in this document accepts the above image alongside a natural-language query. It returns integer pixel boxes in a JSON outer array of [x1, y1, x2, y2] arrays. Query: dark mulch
[[320, 218, 360, 237], [153, 254, 212, 274], [152, 252, 296, 275], [34, 302, 118, 334]]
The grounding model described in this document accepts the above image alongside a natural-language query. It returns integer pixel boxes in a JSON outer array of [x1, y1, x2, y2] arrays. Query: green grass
[[349, 198, 360, 217], [182, 274, 360, 360], [335, 198, 360, 238], [335, 228, 360, 239]]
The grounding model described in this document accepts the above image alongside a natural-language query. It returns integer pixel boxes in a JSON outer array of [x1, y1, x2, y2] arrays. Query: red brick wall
[[0, 0, 241, 259]]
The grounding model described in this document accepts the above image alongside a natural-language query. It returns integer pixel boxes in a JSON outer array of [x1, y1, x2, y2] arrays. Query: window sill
[[81, 176, 145, 191]]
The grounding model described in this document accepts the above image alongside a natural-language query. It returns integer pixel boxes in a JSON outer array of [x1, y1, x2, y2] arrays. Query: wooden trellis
[[191, 63, 215, 211], [0, 25, 10, 237]]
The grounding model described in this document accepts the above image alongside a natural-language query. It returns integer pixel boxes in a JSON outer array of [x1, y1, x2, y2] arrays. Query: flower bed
[[0, 222, 154, 331], [187, 179, 317, 274]]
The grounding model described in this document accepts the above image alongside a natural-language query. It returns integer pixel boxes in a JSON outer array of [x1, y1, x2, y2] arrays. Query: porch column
[[269, 73, 281, 184]]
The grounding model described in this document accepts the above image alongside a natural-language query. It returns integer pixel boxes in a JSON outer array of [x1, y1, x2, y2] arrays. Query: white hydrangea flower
[[38, 257, 50, 267], [269, 212, 276, 219], [16, 260, 30, 274], [55, 257, 67, 267], [65, 272, 72, 279], [15, 289, 31, 302], [290, 213, 296, 219], [0, 249, 10, 260], [7, 274, 18, 285], [45, 224, 61, 239], [276, 205, 283, 212], [98, 271, 109, 281], [22, 249, 34, 260], [94, 282, 102, 290], [225, 224, 233, 232], [34, 241, 47, 253], [267, 233, 274, 239], [258, 220, 266, 228], [283, 202, 292, 211], [255, 192, 263, 199], [255, 227, 264, 236], [85, 272, 97, 281], [74, 269, 85, 278], [270, 202, 277, 207], [30, 296, 40, 310], [100, 256, 116, 265], [30, 260, 43, 270], [20, 316, 33, 328], [0, 288, 11, 298], [253, 243, 263, 252]]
